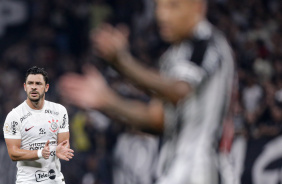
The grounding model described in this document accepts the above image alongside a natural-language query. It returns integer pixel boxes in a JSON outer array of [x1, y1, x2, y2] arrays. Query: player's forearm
[[8, 148, 39, 161], [102, 91, 164, 133], [114, 52, 190, 104], [114, 52, 166, 91], [57, 133, 70, 148]]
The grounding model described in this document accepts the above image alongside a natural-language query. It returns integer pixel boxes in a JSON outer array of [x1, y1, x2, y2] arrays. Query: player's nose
[[31, 85, 37, 90]]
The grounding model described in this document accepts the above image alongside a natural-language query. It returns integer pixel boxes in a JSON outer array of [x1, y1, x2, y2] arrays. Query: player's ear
[[24, 83, 27, 92], [45, 84, 49, 92]]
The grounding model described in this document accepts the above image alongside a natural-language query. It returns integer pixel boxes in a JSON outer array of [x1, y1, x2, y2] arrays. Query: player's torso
[[15, 102, 65, 184], [20, 109, 60, 150], [157, 21, 234, 178]]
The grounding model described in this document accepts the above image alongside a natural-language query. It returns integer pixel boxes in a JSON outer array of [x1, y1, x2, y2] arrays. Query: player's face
[[155, 0, 204, 43], [24, 74, 49, 102]]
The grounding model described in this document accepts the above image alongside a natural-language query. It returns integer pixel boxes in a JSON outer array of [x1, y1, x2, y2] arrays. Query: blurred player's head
[[155, 0, 207, 43], [24, 66, 49, 102]]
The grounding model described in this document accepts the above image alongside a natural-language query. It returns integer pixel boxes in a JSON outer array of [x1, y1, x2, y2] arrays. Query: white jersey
[[3, 100, 69, 184]]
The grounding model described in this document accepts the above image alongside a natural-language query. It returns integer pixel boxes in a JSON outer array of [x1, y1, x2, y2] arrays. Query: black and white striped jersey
[[156, 20, 234, 184]]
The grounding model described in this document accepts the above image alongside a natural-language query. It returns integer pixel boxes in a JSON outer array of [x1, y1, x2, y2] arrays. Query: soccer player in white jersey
[[3, 66, 74, 184], [60, 0, 234, 183]]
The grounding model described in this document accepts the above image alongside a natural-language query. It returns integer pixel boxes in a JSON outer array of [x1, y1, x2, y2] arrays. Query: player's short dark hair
[[25, 66, 49, 84]]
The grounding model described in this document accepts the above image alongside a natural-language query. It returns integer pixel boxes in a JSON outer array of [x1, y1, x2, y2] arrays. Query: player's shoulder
[[4, 101, 26, 122], [209, 24, 231, 48], [5, 109, 17, 120], [8, 101, 26, 116], [44, 100, 67, 113]]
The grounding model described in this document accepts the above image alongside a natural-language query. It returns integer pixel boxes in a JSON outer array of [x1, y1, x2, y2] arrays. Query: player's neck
[[26, 98, 45, 110]]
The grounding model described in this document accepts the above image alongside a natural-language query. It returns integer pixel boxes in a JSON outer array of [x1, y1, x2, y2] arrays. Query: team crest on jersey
[[48, 119, 59, 133]]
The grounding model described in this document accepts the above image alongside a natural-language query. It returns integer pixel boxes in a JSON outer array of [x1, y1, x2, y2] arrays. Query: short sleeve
[[160, 42, 221, 89], [167, 61, 207, 88], [58, 106, 69, 133], [3, 111, 21, 139]]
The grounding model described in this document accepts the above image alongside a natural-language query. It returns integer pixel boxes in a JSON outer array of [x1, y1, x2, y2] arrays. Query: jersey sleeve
[[58, 106, 69, 133], [160, 42, 222, 90], [3, 110, 21, 139], [166, 61, 207, 88]]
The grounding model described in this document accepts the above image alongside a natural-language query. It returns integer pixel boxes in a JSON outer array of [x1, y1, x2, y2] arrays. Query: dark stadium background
[[1, 0, 282, 184]]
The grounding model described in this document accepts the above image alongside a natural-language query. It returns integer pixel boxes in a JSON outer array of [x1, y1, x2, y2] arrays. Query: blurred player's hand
[[92, 23, 129, 63], [56, 140, 74, 161], [59, 65, 113, 110]]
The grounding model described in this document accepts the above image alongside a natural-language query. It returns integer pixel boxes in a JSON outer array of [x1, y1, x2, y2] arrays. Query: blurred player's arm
[[93, 24, 190, 105], [5, 139, 50, 161], [59, 66, 164, 133], [103, 96, 164, 133], [113, 52, 190, 105]]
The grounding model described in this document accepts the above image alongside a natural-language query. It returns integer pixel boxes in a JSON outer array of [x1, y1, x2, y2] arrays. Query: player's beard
[[28, 91, 45, 102]]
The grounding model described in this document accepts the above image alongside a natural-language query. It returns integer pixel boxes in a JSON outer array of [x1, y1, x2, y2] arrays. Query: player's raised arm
[[59, 65, 164, 133], [92, 25, 191, 105]]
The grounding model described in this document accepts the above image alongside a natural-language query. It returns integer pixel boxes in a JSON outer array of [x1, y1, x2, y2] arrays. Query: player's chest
[[21, 113, 60, 138]]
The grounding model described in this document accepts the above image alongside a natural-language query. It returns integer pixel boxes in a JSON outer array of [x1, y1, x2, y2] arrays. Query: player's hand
[[56, 140, 74, 161], [59, 65, 113, 110], [92, 23, 129, 63], [42, 140, 50, 159]]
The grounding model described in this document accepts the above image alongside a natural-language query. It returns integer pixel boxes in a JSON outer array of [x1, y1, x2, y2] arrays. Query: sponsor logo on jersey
[[60, 114, 67, 129], [20, 112, 32, 122], [50, 151, 56, 156], [29, 141, 56, 150], [39, 128, 46, 135], [35, 169, 56, 182], [45, 109, 59, 115], [11, 121, 18, 135], [29, 142, 45, 150], [25, 126, 34, 132], [49, 119, 59, 133]]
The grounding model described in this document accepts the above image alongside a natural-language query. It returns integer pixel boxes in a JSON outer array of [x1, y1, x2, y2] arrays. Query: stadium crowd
[[0, 0, 282, 184]]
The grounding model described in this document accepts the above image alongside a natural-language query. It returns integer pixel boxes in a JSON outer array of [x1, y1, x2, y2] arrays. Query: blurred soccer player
[[60, 0, 234, 183], [3, 66, 74, 184]]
